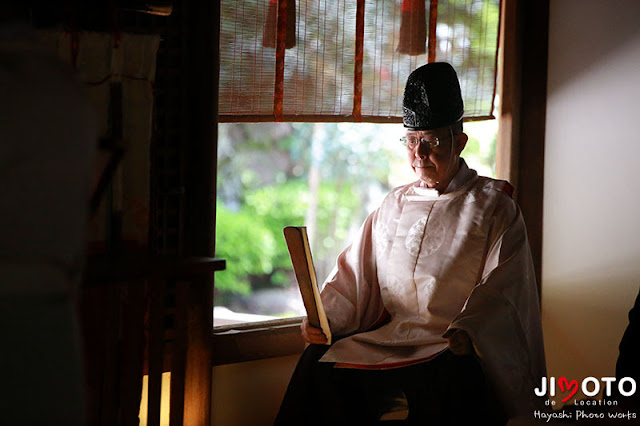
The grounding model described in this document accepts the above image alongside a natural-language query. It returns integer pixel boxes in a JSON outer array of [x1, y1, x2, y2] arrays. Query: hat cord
[[436, 125, 458, 191]]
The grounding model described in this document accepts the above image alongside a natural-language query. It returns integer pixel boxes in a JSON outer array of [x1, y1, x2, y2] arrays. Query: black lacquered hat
[[402, 62, 464, 131]]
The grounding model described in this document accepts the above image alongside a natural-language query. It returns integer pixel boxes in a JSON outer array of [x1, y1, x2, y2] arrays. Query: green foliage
[[243, 181, 309, 272], [463, 121, 498, 177], [215, 203, 278, 295], [464, 135, 495, 174], [215, 177, 365, 298]]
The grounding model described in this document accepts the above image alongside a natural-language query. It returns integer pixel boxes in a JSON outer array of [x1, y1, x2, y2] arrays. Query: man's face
[[405, 127, 467, 190]]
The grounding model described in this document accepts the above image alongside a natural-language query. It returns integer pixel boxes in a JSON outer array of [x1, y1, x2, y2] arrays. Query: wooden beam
[[179, 0, 219, 423], [169, 280, 188, 426], [495, 0, 523, 186], [218, 114, 496, 124], [213, 319, 305, 366], [515, 0, 549, 292], [147, 279, 167, 426], [497, 0, 549, 290]]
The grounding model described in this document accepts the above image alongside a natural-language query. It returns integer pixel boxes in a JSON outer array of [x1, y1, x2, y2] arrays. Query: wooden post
[[496, 0, 549, 291], [178, 0, 219, 424], [515, 0, 549, 293], [495, 0, 523, 187]]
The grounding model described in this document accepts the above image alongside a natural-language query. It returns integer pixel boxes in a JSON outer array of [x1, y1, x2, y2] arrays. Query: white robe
[[319, 160, 546, 417]]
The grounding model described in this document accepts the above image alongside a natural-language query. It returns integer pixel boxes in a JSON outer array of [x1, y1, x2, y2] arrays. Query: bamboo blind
[[219, 0, 501, 123]]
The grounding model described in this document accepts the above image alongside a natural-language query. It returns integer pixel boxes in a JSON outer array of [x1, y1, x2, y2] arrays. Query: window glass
[[214, 121, 496, 326]]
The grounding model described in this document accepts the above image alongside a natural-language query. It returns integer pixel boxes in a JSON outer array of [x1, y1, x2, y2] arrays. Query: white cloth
[[319, 160, 546, 417]]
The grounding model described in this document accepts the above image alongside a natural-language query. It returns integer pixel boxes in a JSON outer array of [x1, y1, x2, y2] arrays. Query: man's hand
[[447, 329, 474, 355], [300, 317, 328, 344]]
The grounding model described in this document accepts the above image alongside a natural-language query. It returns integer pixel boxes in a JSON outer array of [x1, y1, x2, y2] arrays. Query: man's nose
[[416, 142, 431, 158]]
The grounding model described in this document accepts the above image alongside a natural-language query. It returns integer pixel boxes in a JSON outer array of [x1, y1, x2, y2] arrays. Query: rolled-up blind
[[219, 0, 500, 123]]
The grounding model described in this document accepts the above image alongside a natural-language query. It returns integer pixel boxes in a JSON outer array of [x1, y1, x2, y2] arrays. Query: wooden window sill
[[212, 317, 305, 366]]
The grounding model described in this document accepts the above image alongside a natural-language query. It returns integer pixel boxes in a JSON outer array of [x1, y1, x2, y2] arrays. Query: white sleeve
[[446, 196, 547, 417], [320, 209, 386, 337]]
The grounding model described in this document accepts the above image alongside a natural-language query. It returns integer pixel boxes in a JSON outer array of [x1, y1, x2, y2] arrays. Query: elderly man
[[275, 62, 546, 425]]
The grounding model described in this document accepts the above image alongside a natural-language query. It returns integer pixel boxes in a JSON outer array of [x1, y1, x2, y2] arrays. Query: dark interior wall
[[19, 2, 217, 423], [25, 2, 185, 257]]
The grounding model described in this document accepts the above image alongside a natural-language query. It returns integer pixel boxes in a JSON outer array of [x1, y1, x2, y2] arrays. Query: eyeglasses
[[400, 134, 441, 149]]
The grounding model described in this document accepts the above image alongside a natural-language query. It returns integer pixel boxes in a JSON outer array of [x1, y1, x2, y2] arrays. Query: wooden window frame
[[211, 0, 549, 366]]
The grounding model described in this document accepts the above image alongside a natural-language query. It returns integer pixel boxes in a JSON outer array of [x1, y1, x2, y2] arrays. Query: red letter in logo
[[558, 376, 579, 402]]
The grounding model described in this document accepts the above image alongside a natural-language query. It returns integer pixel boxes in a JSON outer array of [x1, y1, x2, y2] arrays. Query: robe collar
[[407, 158, 477, 201]]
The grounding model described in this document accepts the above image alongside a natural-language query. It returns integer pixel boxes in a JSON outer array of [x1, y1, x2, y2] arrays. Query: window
[[213, 0, 505, 363], [214, 119, 497, 327]]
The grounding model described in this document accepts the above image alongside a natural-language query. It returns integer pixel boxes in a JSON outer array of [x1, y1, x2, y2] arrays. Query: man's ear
[[455, 132, 468, 155]]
